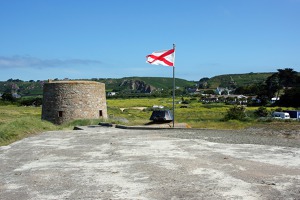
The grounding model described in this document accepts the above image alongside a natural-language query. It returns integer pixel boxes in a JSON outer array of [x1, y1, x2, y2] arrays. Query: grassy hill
[[207, 73, 273, 88], [131, 77, 195, 89], [0, 77, 196, 96], [0, 73, 276, 96], [93, 77, 195, 91], [0, 81, 44, 97]]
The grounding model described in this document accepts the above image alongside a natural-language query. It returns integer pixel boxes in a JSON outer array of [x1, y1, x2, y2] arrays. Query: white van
[[272, 112, 290, 119]]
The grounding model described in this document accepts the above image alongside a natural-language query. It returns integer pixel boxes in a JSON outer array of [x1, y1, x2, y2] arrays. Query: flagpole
[[172, 44, 176, 128]]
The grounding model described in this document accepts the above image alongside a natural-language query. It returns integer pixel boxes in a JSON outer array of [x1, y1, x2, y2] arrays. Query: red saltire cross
[[146, 49, 175, 66]]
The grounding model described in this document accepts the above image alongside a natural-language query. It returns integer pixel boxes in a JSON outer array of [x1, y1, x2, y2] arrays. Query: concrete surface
[[0, 126, 300, 200]]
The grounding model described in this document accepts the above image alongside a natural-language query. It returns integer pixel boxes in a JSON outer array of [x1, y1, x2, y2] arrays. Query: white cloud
[[0, 56, 102, 69]]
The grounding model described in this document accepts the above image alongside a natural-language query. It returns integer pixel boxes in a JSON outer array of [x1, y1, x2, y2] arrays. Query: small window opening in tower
[[58, 111, 63, 117], [99, 110, 103, 117]]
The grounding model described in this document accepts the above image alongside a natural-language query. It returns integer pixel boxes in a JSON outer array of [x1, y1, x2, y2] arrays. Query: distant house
[[107, 92, 117, 96], [216, 87, 231, 95], [200, 94, 248, 104], [224, 95, 248, 104], [237, 95, 247, 99], [12, 93, 21, 98], [187, 88, 197, 94], [271, 97, 280, 104], [200, 95, 219, 103]]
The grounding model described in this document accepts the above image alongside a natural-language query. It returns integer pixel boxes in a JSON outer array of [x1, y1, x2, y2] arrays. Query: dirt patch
[[120, 107, 147, 112]]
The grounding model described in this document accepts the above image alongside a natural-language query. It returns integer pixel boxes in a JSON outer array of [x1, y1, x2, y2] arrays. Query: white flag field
[[146, 48, 175, 67]]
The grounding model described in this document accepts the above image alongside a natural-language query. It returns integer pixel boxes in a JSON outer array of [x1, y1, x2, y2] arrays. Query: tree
[[255, 68, 299, 106], [256, 84, 270, 106], [203, 90, 215, 95], [234, 84, 260, 95], [265, 73, 281, 99], [1, 92, 15, 102], [275, 68, 300, 107], [277, 68, 298, 88], [171, 89, 183, 96], [6, 78, 23, 82], [278, 87, 300, 107], [198, 77, 210, 89]]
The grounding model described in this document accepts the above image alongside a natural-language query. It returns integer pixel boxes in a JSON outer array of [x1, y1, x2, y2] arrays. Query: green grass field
[[0, 105, 100, 146], [1, 98, 299, 146], [107, 98, 299, 129], [107, 98, 256, 128], [0, 105, 56, 145]]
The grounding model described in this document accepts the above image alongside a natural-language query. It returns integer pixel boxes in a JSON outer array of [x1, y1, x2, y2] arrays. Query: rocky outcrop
[[119, 79, 155, 93]]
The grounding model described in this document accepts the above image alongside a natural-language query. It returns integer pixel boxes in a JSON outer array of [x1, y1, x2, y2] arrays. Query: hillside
[[207, 73, 273, 88], [0, 73, 276, 97], [0, 80, 44, 96], [90, 77, 195, 92], [0, 77, 196, 97]]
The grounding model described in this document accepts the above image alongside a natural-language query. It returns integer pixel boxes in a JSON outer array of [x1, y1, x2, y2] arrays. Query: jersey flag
[[146, 48, 175, 67]]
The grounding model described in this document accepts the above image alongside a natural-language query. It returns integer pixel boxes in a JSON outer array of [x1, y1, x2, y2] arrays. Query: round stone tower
[[42, 80, 107, 124]]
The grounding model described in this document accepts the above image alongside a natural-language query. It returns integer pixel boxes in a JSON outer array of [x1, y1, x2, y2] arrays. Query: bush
[[182, 100, 190, 104], [19, 97, 42, 106], [254, 107, 269, 117], [1, 92, 15, 102], [223, 105, 246, 121]]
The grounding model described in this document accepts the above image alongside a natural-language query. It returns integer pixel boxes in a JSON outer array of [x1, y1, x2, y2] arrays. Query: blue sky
[[0, 0, 299, 81]]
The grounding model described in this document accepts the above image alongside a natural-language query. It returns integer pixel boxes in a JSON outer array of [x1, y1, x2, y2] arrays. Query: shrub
[[19, 97, 42, 106], [1, 92, 15, 102], [182, 100, 189, 104], [223, 105, 246, 121], [254, 106, 269, 117]]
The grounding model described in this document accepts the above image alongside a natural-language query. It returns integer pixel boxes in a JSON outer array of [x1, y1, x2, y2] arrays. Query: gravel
[[166, 128, 300, 148]]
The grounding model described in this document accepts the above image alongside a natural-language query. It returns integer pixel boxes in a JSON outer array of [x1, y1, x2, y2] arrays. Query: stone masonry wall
[[42, 81, 107, 124]]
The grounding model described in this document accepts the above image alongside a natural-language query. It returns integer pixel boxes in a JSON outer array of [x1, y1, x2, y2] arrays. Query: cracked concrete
[[0, 126, 299, 199]]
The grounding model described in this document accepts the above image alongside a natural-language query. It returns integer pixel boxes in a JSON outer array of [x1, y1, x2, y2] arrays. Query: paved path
[[0, 127, 300, 199]]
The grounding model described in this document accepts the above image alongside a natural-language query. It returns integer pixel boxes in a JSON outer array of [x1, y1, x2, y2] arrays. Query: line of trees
[[259, 68, 300, 107], [234, 68, 300, 107], [2, 68, 300, 107]]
